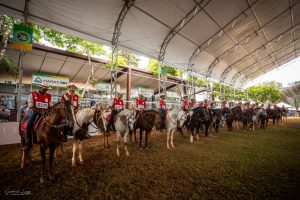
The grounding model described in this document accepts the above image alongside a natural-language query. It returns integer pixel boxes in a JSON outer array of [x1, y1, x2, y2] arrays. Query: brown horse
[[19, 100, 74, 183], [131, 110, 163, 149]]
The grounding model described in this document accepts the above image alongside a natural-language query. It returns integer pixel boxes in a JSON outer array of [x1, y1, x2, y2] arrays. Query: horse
[[210, 108, 222, 133], [188, 107, 211, 143], [254, 107, 267, 129], [115, 109, 135, 156], [266, 109, 281, 126], [132, 110, 163, 149], [71, 107, 101, 167], [226, 106, 244, 132], [242, 108, 256, 131], [19, 100, 75, 183], [281, 108, 288, 122], [164, 109, 187, 149]]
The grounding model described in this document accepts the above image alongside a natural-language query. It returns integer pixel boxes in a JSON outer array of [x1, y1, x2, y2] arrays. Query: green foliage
[[118, 50, 140, 67], [147, 59, 180, 77], [0, 55, 18, 77], [260, 81, 283, 89], [247, 85, 282, 103], [1, 15, 105, 56]]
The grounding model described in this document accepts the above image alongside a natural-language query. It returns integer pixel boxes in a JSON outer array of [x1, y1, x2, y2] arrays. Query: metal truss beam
[[157, 0, 211, 95], [187, 0, 260, 71], [110, 0, 135, 98], [231, 38, 300, 85], [246, 46, 300, 79], [220, 2, 300, 84]]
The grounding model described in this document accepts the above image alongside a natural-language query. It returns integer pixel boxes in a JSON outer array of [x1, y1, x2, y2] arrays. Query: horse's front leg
[[145, 130, 149, 148], [124, 132, 129, 156], [139, 129, 143, 149], [166, 130, 170, 149], [171, 129, 175, 148], [72, 141, 77, 167], [189, 126, 194, 143], [39, 144, 46, 183], [49, 144, 56, 181], [116, 132, 120, 157], [78, 141, 84, 164]]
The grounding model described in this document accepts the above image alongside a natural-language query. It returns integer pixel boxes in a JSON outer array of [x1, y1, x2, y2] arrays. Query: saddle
[[21, 115, 42, 133]]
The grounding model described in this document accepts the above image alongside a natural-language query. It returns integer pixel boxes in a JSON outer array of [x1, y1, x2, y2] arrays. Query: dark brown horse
[[131, 110, 163, 148], [19, 100, 74, 183]]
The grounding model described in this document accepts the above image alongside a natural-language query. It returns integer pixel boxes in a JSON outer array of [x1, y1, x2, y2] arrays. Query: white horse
[[115, 109, 135, 156], [165, 109, 187, 149], [71, 107, 100, 167]]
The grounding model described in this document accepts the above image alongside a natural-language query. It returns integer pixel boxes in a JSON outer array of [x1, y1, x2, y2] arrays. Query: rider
[[204, 99, 210, 108], [23, 82, 52, 151], [189, 98, 195, 110], [181, 95, 189, 112], [61, 84, 80, 111], [158, 93, 167, 121], [198, 101, 204, 107], [61, 84, 79, 138], [135, 94, 146, 118], [221, 100, 227, 109], [107, 92, 124, 132]]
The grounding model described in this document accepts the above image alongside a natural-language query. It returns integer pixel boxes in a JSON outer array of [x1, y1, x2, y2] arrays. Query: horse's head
[[62, 99, 75, 127], [177, 109, 187, 128]]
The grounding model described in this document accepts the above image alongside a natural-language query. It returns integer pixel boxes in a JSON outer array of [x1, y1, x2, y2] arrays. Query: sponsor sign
[[32, 74, 69, 88], [11, 24, 33, 51], [97, 82, 120, 92]]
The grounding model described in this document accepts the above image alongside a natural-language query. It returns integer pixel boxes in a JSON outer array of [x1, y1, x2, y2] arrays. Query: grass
[[0, 118, 300, 200]]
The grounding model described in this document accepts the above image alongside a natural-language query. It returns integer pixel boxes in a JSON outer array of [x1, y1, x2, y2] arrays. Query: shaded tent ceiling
[[1, 0, 300, 88], [4, 44, 199, 93]]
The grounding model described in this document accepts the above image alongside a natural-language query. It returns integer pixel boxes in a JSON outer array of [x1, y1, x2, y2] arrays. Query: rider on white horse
[[106, 92, 124, 132]]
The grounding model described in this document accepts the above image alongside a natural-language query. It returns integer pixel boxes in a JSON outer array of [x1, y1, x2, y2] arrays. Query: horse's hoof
[[167, 145, 170, 149], [40, 177, 45, 184], [126, 152, 130, 156], [171, 145, 175, 148], [139, 147, 143, 150]]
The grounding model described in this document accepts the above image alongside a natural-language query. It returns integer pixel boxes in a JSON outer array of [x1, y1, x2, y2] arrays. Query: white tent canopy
[[276, 102, 293, 108], [1, 0, 300, 88]]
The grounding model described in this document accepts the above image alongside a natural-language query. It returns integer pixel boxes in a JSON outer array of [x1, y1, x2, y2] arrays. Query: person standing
[[23, 82, 52, 151]]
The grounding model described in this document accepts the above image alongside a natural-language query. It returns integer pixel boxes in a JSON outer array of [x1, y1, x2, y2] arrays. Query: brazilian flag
[[11, 24, 33, 51]]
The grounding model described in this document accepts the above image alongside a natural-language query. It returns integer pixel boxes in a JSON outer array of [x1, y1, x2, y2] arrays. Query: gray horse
[[164, 109, 187, 149], [115, 109, 135, 156]]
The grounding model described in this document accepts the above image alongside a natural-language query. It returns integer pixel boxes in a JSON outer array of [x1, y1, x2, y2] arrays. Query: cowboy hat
[[183, 94, 188, 98], [38, 82, 51, 89], [117, 92, 125, 95], [67, 84, 78, 89], [159, 93, 166, 97]]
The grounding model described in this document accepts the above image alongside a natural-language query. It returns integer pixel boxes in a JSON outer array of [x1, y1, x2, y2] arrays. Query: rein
[[40, 102, 71, 129]]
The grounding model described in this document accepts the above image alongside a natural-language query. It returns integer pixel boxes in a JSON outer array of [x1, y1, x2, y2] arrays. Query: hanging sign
[[11, 24, 33, 51], [32, 74, 69, 88], [97, 82, 120, 92], [160, 66, 168, 80]]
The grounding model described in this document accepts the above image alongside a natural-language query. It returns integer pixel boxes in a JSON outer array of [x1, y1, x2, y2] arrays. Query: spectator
[[0, 104, 10, 121]]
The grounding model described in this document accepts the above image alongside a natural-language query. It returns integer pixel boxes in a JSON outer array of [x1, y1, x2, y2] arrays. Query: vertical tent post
[[16, 51, 24, 122], [126, 67, 132, 109]]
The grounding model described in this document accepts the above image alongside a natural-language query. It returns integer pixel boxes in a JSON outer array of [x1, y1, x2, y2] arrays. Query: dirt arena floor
[[1, 118, 300, 200]]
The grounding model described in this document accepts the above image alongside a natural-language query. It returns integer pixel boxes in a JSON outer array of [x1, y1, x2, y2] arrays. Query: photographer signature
[[5, 189, 31, 196]]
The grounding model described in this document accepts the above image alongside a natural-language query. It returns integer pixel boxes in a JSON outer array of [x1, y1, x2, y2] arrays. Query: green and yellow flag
[[11, 24, 33, 51]]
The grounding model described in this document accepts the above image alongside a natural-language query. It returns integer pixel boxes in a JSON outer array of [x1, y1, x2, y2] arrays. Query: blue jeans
[[25, 110, 39, 146]]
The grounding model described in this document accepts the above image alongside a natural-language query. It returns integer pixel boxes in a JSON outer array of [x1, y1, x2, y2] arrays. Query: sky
[[245, 56, 300, 88]]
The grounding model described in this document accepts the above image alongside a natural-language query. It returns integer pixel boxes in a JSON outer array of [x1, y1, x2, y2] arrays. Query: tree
[[247, 85, 282, 103], [118, 50, 140, 67], [147, 59, 180, 77]]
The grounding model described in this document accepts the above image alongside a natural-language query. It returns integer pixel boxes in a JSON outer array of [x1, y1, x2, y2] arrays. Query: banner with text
[[32, 74, 69, 88]]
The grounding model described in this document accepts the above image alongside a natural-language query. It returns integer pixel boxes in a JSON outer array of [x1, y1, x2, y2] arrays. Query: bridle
[[41, 101, 73, 129]]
